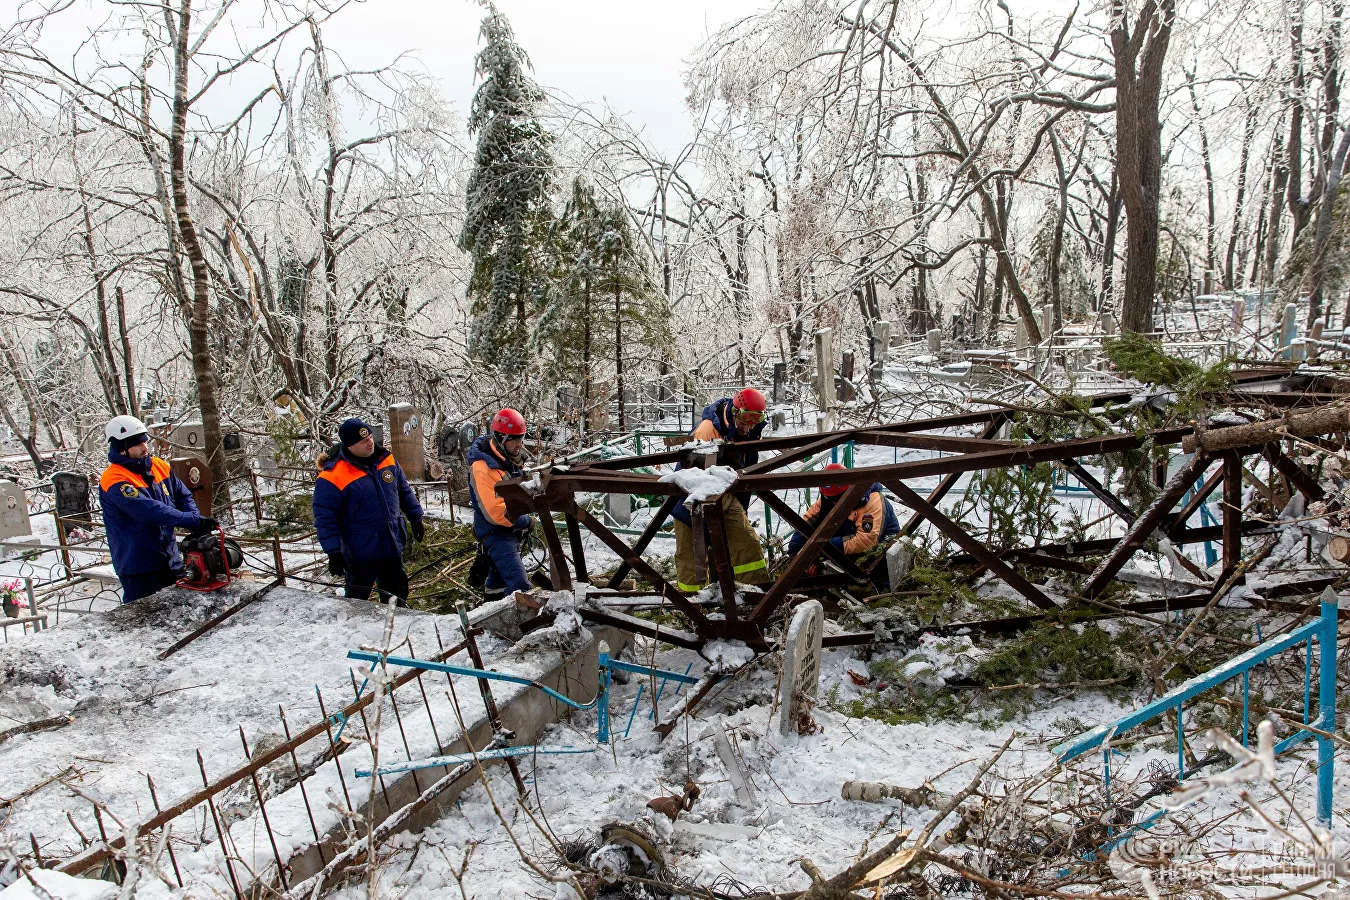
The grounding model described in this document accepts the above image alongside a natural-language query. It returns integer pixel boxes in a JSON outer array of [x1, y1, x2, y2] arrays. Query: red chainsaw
[[178, 527, 245, 591]]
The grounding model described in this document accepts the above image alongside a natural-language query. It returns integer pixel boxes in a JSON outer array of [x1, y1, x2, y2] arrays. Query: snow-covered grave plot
[[0, 582, 637, 895], [311, 625, 1345, 900]]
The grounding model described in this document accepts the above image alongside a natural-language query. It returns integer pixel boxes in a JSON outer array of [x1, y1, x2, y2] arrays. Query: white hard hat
[[106, 415, 148, 442]]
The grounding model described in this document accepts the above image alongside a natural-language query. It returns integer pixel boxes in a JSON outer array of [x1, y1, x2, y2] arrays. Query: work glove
[[511, 515, 534, 540], [409, 517, 425, 543], [191, 517, 220, 534], [328, 553, 346, 577]]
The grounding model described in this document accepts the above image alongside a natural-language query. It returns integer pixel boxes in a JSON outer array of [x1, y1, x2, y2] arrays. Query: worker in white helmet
[[99, 416, 216, 602]]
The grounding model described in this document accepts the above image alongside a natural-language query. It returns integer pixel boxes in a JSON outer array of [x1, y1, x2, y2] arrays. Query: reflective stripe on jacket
[[312, 446, 423, 562], [99, 452, 202, 576], [796, 482, 900, 555]]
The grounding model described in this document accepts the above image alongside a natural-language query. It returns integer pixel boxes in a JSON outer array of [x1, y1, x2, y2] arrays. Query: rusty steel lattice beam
[[893, 414, 1011, 543], [749, 482, 869, 623], [1083, 453, 1210, 598], [756, 490, 869, 581], [503, 390, 1350, 653], [606, 494, 679, 589], [571, 505, 710, 628], [886, 480, 1056, 610], [1167, 461, 1223, 536]]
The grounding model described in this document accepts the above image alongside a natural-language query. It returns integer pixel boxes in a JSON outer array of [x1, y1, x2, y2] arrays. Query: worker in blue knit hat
[[312, 417, 424, 604]]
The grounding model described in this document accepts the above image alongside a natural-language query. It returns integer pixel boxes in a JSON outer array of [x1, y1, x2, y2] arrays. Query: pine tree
[[535, 179, 607, 426], [458, 6, 555, 374], [535, 179, 668, 432], [595, 196, 664, 430]]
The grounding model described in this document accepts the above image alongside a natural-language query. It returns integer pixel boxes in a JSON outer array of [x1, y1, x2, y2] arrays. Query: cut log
[[1329, 535, 1350, 564], [1183, 405, 1350, 453]]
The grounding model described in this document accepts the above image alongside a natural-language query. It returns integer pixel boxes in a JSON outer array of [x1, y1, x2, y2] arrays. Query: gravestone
[[1281, 303, 1303, 362], [1231, 298, 1244, 330], [52, 472, 91, 527], [0, 482, 31, 540], [606, 492, 632, 527], [1015, 316, 1030, 351], [886, 540, 913, 588], [170, 456, 213, 516], [839, 351, 856, 402], [870, 321, 891, 383], [1040, 305, 1054, 342], [814, 328, 835, 413], [160, 421, 204, 453], [387, 404, 426, 481], [771, 362, 786, 404], [925, 328, 941, 354], [1101, 310, 1117, 337], [777, 599, 824, 737]]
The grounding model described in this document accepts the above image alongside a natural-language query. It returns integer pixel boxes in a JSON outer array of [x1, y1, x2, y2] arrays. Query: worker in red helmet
[[671, 387, 771, 592], [466, 408, 534, 600], [787, 462, 900, 564]]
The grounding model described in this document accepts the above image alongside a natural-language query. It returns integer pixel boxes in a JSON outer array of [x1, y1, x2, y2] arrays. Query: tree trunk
[[311, 22, 341, 391], [1286, 4, 1313, 243], [115, 286, 139, 418], [1098, 167, 1121, 312], [1310, 122, 1350, 321], [1112, 0, 1176, 334], [169, 0, 227, 498], [1048, 128, 1068, 330], [974, 217, 989, 336], [1263, 119, 1290, 286], [582, 278, 591, 436], [1225, 103, 1261, 289], [615, 275, 625, 431], [1186, 72, 1217, 293]]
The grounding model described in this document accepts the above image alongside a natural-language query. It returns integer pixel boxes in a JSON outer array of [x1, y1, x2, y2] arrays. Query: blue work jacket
[[313, 446, 423, 562], [99, 451, 203, 576]]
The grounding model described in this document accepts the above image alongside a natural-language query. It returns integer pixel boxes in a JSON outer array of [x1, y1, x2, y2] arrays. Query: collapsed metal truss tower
[[500, 369, 1350, 651]]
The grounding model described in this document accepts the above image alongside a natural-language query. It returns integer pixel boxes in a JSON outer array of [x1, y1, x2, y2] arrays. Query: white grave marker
[[778, 599, 824, 737]]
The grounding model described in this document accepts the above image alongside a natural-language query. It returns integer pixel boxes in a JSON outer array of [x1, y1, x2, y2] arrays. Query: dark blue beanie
[[339, 418, 374, 448]]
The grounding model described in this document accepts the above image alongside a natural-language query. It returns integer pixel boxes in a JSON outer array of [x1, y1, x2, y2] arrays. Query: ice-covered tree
[[459, 6, 555, 374]]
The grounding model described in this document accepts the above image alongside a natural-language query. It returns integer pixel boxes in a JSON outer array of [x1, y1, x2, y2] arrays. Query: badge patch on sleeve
[[860, 514, 874, 533], [120, 483, 139, 498], [382, 469, 394, 483]]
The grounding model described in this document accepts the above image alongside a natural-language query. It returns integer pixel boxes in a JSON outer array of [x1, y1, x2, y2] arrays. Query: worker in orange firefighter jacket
[[671, 388, 771, 592], [313, 418, 425, 603], [99, 415, 217, 603], [466, 408, 533, 600], [787, 463, 900, 564]]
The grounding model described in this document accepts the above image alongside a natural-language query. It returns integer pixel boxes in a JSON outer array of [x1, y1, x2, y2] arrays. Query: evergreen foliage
[[459, 6, 555, 374], [1103, 332, 1233, 420], [535, 177, 669, 429]]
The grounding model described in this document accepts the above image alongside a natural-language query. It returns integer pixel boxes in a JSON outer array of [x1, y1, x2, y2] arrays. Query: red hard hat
[[820, 462, 849, 497], [733, 387, 767, 413], [491, 408, 527, 436]]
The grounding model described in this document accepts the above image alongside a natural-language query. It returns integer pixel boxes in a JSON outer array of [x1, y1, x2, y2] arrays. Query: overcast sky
[[321, 0, 770, 154]]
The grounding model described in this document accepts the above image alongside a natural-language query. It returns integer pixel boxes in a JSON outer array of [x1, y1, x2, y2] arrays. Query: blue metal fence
[[1055, 590, 1339, 826]]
